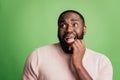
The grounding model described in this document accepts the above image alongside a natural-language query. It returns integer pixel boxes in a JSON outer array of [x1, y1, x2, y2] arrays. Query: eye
[[60, 23, 67, 28], [73, 23, 78, 27]]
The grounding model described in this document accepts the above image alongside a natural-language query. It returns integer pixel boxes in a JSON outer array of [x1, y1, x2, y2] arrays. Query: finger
[[72, 40, 82, 54], [75, 39, 83, 49], [71, 40, 85, 53], [76, 40, 86, 52], [79, 40, 86, 51], [71, 42, 77, 50], [79, 40, 85, 49], [80, 40, 85, 47]]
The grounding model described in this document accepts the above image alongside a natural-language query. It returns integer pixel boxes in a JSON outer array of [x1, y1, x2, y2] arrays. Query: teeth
[[64, 33, 77, 44], [64, 36, 75, 44]]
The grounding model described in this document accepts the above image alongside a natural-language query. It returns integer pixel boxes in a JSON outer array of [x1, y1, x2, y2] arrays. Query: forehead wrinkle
[[63, 18, 81, 23], [71, 18, 81, 21], [61, 16, 80, 22], [59, 14, 82, 25]]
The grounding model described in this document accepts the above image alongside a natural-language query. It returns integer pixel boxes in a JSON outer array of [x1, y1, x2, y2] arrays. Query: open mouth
[[64, 33, 77, 44]]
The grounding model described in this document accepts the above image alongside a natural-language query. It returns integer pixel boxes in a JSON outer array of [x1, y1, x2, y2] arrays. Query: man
[[22, 10, 113, 80]]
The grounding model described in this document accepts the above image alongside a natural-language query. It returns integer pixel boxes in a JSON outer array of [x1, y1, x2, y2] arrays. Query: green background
[[0, 0, 119, 80]]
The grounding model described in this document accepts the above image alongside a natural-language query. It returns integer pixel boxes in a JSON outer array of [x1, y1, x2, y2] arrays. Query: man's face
[[58, 12, 86, 53]]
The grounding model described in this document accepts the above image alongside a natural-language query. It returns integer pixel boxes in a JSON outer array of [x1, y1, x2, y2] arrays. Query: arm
[[96, 55, 113, 80], [71, 40, 93, 80], [22, 50, 39, 80]]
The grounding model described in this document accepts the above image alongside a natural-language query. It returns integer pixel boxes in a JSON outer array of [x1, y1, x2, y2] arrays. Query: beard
[[58, 31, 84, 54]]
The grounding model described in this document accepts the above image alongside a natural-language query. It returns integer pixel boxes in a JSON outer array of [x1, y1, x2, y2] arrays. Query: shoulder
[[37, 43, 58, 53], [85, 48, 112, 67], [22, 44, 58, 79], [85, 48, 109, 60], [25, 43, 59, 65], [85, 49, 113, 79]]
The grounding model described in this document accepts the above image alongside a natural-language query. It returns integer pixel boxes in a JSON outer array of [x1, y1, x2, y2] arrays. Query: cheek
[[75, 28, 83, 35], [58, 29, 65, 37]]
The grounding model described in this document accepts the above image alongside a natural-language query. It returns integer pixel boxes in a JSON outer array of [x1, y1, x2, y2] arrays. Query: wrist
[[73, 61, 83, 69]]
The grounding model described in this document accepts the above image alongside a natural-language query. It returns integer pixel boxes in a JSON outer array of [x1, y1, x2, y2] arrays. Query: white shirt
[[22, 43, 113, 80]]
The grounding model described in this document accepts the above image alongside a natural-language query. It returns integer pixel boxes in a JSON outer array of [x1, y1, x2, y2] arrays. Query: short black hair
[[58, 10, 85, 26]]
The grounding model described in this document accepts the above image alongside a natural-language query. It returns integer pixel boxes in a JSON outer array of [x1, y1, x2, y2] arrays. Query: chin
[[66, 42, 74, 46]]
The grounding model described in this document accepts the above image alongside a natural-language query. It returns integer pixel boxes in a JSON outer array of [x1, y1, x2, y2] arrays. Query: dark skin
[[58, 12, 93, 80]]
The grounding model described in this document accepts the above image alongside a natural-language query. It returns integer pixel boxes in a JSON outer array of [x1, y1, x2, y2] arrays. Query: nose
[[66, 25, 73, 32]]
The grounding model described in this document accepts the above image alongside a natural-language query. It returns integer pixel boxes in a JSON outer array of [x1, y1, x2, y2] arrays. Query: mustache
[[63, 32, 78, 39]]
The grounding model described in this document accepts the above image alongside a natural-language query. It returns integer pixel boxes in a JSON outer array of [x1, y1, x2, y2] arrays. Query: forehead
[[60, 12, 81, 21]]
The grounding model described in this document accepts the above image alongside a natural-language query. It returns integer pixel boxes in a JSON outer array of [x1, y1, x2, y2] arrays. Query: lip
[[64, 33, 77, 44]]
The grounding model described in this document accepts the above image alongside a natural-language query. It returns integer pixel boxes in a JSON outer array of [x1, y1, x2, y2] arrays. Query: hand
[[71, 39, 86, 67], [70, 40, 93, 80]]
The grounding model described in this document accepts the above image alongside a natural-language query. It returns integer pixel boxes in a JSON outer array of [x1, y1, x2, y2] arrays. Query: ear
[[83, 26, 86, 35]]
